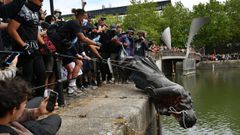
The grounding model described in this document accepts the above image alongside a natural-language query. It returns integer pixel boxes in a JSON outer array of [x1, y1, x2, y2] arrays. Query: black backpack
[[0, 125, 18, 135], [47, 21, 65, 37], [47, 21, 74, 52]]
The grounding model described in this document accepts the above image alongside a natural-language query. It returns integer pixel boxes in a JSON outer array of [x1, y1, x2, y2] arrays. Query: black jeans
[[24, 97, 62, 135], [20, 55, 46, 97], [100, 53, 112, 81]]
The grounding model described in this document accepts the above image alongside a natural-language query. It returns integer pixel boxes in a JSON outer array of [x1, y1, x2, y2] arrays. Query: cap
[[54, 9, 62, 13], [127, 28, 135, 33], [110, 24, 117, 31]]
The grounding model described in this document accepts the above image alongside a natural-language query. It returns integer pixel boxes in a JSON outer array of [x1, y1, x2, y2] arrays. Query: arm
[[0, 60, 18, 80], [76, 32, 99, 46], [37, 32, 45, 45], [7, 19, 26, 48], [0, 22, 8, 30], [17, 98, 50, 122], [0, 0, 25, 18]]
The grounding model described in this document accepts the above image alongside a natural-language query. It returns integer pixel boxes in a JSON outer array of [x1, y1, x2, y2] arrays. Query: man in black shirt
[[49, 8, 101, 96], [7, 0, 46, 97]]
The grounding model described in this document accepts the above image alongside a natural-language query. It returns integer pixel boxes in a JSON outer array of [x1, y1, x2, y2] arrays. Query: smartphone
[[5, 53, 20, 65], [46, 90, 58, 112]]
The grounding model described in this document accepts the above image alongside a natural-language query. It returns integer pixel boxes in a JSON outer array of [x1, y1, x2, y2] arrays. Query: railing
[[149, 50, 202, 61]]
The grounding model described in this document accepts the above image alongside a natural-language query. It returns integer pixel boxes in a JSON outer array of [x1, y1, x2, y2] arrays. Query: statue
[[123, 56, 197, 128]]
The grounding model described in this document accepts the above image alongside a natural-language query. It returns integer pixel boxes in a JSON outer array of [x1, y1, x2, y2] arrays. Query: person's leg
[[54, 57, 65, 106], [66, 59, 83, 96], [22, 114, 61, 135], [38, 114, 62, 134], [26, 97, 44, 108], [33, 56, 46, 97], [22, 57, 34, 85]]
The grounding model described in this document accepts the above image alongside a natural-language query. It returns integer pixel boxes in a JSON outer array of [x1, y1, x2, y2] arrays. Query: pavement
[[53, 83, 157, 135]]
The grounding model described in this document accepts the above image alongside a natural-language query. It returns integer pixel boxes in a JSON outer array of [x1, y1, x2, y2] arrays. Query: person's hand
[[76, 54, 83, 60], [95, 42, 102, 47], [23, 43, 34, 56], [83, 55, 91, 61], [38, 97, 49, 115], [10, 55, 18, 67]]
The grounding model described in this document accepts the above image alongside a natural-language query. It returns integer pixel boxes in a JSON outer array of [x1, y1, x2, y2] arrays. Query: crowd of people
[[0, 0, 155, 134]]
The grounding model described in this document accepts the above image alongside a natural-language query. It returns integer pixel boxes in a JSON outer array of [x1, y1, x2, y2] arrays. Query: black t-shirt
[[99, 30, 116, 53], [12, 2, 40, 51], [58, 20, 83, 42]]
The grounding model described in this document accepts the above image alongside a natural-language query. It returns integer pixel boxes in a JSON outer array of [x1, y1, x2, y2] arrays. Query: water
[[161, 69, 240, 135]]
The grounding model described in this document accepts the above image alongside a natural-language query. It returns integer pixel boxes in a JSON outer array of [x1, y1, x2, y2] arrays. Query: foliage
[[94, 14, 123, 26], [192, 0, 232, 51], [122, 0, 161, 43], [160, 2, 191, 48]]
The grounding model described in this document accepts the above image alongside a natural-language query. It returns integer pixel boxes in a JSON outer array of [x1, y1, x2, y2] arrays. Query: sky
[[42, 0, 226, 15]]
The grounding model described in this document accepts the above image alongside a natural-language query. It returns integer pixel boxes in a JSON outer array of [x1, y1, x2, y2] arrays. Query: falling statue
[[125, 56, 197, 129]]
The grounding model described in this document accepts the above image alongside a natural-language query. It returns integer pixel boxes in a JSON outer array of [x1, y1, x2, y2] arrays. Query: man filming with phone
[[0, 78, 61, 135]]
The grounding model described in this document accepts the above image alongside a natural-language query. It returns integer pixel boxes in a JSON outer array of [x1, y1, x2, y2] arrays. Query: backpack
[[47, 21, 75, 52], [47, 21, 65, 37], [0, 125, 18, 135]]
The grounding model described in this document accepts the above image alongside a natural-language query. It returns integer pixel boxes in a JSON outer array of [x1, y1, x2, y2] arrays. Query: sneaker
[[67, 86, 83, 95], [67, 91, 80, 97], [67, 86, 78, 93], [102, 81, 107, 85], [108, 80, 114, 84]]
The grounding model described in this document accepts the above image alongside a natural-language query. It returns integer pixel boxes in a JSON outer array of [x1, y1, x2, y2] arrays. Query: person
[[48, 8, 101, 97], [53, 9, 62, 22], [118, 28, 135, 57], [0, 0, 26, 18], [0, 78, 61, 135], [134, 31, 151, 57], [7, 0, 46, 97], [0, 55, 18, 80]]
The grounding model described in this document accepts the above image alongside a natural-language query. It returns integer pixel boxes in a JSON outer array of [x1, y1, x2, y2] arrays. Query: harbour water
[[161, 69, 240, 135]]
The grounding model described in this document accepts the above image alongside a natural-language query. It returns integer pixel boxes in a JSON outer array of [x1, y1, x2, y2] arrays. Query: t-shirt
[[12, 2, 40, 51], [99, 30, 116, 53]]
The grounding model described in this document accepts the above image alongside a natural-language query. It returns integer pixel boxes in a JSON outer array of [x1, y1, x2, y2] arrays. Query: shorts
[[43, 55, 54, 73]]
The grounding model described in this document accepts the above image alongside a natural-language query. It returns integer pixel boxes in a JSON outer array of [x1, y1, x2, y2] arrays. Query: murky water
[[161, 69, 240, 135]]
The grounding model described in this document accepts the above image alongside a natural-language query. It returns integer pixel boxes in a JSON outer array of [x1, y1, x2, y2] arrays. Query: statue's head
[[171, 108, 197, 129]]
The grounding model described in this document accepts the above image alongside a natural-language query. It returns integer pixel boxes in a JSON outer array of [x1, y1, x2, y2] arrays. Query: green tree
[[94, 14, 123, 26], [192, 0, 232, 51], [123, 0, 161, 42], [160, 2, 191, 48], [225, 0, 240, 44]]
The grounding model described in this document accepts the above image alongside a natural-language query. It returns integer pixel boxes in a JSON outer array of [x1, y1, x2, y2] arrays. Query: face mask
[[55, 13, 60, 18], [82, 19, 88, 26]]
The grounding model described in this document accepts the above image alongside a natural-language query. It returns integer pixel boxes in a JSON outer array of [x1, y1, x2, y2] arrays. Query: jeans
[[24, 97, 62, 135]]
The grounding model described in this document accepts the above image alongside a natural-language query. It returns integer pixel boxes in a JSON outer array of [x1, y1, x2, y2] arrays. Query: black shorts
[[61, 48, 77, 66]]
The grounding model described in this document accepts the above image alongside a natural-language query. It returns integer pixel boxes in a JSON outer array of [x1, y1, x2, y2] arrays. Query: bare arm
[[0, 22, 8, 30], [37, 32, 45, 45], [7, 19, 26, 47], [76, 32, 98, 46]]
